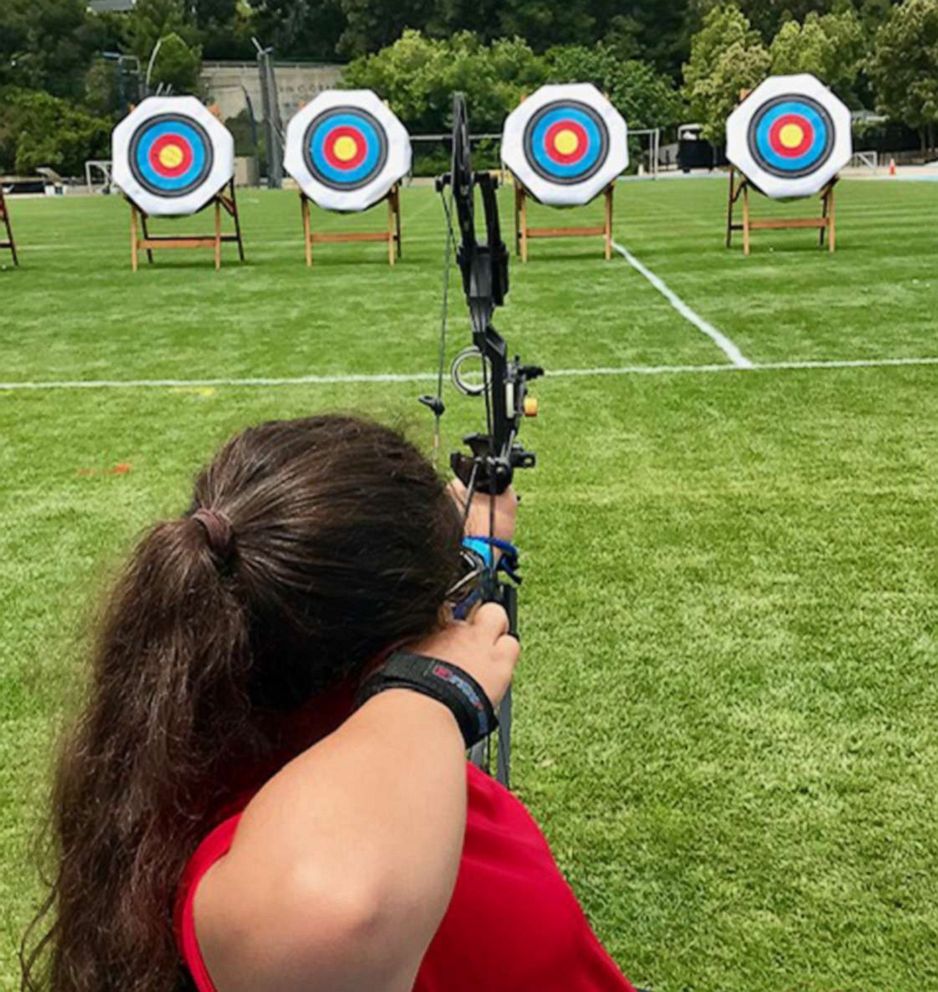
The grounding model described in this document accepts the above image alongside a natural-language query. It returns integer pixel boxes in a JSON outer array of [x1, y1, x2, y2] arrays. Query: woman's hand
[[449, 479, 518, 544], [407, 603, 519, 709]]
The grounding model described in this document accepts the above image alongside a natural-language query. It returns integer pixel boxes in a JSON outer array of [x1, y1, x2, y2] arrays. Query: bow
[[421, 93, 543, 788]]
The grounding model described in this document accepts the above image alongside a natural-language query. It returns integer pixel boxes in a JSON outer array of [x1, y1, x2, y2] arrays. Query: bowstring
[[431, 188, 456, 470]]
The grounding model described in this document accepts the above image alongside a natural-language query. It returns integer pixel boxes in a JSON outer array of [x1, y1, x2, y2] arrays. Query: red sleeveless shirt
[[173, 761, 636, 991]]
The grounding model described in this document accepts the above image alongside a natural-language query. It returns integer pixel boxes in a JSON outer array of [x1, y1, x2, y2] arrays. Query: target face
[[129, 114, 214, 198], [748, 96, 833, 179], [727, 75, 851, 200], [502, 84, 627, 207], [524, 100, 609, 186], [303, 107, 388, 192], [112, 97, 234, 216], [284, 91, 411, 212]]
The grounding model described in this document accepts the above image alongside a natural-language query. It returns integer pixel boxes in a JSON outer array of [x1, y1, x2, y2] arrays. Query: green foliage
[[868, 0, 938, 147], [0, 86, 110, 174], [770, 10, 865, 103], [147, 32, 203, 95], [0, 0, 107, 98], [683, 3, 771, 143], [126, 0, 197, 64], [691, 0, 853, 40], [543, 45, 685, 129], [251, 0, 347, 62], [343, 30, 543, 132]]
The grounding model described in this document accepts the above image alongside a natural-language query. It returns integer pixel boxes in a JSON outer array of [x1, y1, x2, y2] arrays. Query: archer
[[21, 97, 640, 992]]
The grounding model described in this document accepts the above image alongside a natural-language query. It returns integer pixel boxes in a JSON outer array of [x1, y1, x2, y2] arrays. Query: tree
[[868, 0, 938, 151], [251, 0, 347, 61], [147, 32, 203, 94], [343, 30, 543, 133], [0, 0, 107, 98], [769, 10, 865, 104], [0, 86, 110, 174], [125, 0, 197, 66], [683, 3, 770, 142], [543, 45, 684, 129], [338, 0, 443, 57]]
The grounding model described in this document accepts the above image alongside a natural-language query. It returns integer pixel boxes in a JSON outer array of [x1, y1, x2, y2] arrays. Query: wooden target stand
[[0, 187, 18, 266], [513, 181, 614, 262], [727, 167, 837, 256], [128, 178, 245, 271], [300, 184, 402, 267]]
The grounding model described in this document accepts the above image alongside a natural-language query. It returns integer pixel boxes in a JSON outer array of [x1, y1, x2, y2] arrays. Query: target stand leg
[[386, 185, 398, 267], [301, 195, 313, 267], [130, 204, 139, 272], [214, 199, 222, 271], [303, 189, 404, 267], [516, 181, 614, 261], [820, 181, 837, 253], [0, 188, 18, 267], [603, 184, 614, 261], [128, 190, 244, 270], [220, 180, 246, 262], [391, 184, 402, 262], [742, 183, 752, 256], [514, 183, 523, 258]]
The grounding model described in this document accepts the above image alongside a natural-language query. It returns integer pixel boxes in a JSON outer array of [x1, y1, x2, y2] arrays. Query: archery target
[[284, 91, 411, 212], [112, 97, 234, 216], [726, 75, 851, 200], [502, 84, 627, 207]]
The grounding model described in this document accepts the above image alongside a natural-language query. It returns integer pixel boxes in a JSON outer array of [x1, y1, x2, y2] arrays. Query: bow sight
[[428, 93, 543, 500]]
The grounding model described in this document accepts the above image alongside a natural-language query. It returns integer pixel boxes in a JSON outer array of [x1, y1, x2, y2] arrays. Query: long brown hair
[[21, 414, 463, 992]]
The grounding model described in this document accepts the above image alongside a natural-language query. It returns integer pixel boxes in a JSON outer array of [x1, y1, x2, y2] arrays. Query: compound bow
[[421, 93, 543, 789]]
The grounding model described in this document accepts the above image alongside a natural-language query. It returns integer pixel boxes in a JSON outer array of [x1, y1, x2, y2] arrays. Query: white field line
[[4, 356, 938, 392], [611, 240, 754, 369]]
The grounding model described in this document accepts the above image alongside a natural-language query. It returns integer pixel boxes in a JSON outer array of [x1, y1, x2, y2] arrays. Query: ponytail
[[22, 516, 263, 992], [21, 415, 464, 992]]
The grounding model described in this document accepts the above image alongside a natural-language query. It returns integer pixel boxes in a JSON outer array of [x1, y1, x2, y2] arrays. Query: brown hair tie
[[191, 507, 234, 562]]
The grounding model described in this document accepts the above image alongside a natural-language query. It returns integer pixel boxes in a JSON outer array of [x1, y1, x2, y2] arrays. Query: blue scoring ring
[[128, 114, 213, 198], [747, 95, 835, 180], [522, 100, 609, 185], [303, 107, 389, 192]]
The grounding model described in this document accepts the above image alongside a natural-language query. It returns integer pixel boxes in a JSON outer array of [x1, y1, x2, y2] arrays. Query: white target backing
[[111, 96, 234, 216], [726, 74, 852, 200], [501, 84, 628, 207], [284, 90, 412, 213]]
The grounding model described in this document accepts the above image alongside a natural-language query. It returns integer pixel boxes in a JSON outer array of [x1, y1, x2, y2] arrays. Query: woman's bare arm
[[193, 604, 519, 992]]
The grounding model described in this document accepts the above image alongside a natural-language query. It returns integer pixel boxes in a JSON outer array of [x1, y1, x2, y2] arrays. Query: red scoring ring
[[543, 119, 589, 165], [768, 114, 814, 158], [149, 133, 194, 177], [322, 125, 369, 170]]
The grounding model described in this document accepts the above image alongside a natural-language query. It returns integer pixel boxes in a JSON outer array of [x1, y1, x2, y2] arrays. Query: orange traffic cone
[[889, 158, 897, 176]]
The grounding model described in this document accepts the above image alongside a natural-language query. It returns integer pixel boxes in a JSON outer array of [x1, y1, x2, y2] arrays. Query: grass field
[[2, 177, 938, 991]]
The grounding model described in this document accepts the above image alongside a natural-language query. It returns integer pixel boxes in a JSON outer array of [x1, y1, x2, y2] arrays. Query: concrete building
[[87, 0, 136, 10], [201, 62, 344, 125]]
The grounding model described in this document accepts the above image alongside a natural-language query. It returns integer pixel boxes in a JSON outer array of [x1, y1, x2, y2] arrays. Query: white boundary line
[[3, 356, 938, 392], [611, 240, 754, 369]]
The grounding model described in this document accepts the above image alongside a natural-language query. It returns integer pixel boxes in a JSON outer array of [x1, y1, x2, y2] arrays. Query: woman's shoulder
[[173, 809, 246, 992]]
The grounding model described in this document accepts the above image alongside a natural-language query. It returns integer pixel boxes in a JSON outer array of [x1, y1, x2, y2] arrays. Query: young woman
[[21, 414, 637, 992]]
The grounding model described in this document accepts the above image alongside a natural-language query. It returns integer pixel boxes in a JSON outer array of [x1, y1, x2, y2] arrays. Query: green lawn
[[2, 178, 938, 991]]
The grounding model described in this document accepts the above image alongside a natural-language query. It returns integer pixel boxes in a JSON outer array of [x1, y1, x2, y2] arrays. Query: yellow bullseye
[[333, 135, 359, 162], [553, 128, 580, 156], [779, 123, 805, 149], [158, 143, 185, 169]]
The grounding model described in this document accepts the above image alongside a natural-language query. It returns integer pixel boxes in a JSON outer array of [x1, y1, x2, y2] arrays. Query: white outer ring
[[283, 90, 412, 213], [725, 74, 852, 200], [111, 96, 234, 217], [501, 83, 628, 207]]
